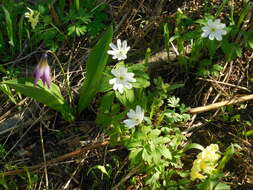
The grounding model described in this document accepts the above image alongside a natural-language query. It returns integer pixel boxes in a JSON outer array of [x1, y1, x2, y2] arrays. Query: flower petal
[[117, 39, 122, 48], [109, 78, 116, 85], [109, 43, 118, 50], [123, 119, 136, 128], [127, 109, 136, 118], [208, 33, 215, 40], [107, 50, 117, 56]]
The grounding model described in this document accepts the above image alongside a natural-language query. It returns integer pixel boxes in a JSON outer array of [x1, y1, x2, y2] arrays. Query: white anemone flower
[[123, 105, 144, 128], [107, 39, 130, 60], [201, 19, 227, 41], [109, 66, 136, 94]]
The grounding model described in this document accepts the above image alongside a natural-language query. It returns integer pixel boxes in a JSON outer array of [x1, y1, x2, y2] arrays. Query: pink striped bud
[[34, 53, 51, 88]]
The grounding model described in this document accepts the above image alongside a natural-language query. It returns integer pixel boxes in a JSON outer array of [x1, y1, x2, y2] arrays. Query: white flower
[[107, 39, 130, 60], [201, 19, 227, 41], [25, 7, 40, 29], [109, 66, 136, 94], [123, 105, 144, 128]]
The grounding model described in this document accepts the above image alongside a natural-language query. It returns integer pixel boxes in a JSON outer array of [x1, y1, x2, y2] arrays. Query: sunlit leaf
[[78, 26, 113, 113], [3, 78, 75, 121]]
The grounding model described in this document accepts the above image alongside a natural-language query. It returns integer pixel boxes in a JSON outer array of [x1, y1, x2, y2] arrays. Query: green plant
[[3, 26, 113, 121], [162, 0, 252, 77], [78, 26, 113, 113], [0, 0, 109, 61]]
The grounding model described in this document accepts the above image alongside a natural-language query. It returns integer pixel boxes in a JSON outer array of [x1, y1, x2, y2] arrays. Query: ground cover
[[0, 0, 253, 189]]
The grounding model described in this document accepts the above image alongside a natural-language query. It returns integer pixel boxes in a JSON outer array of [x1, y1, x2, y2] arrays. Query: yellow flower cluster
[[191, 144, 221, 180], [25, 8, 39, 29]]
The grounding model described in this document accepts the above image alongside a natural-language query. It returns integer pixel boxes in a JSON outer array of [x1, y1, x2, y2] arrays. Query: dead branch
[[189, 94, 253, 114]]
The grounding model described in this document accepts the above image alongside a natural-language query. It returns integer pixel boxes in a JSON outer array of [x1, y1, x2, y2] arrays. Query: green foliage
[[197, 60, 223, 77], [242, 31, 253, 49], [196, 174, 231, 190], [196, 144, 239, 190], [78, 26, 113, 113], [221, 41, 242, 62], [162, 2, 252, 78], [0, 1, 25, 60], [0, 168, 38, 190], [0, 0, 109, 61], [0, 65, 21, 103], [2, 6, 14, 47], [163, 23, 170, 58], [3, 78, 75, 121], [0, 144, 6, 159], [96, 70, 194, 188], [0, 1, 242, 189]]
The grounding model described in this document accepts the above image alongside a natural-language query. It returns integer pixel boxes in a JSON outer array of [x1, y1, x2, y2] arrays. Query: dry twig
[[189, 94, 253, 114], [1, 140, 109, 176]]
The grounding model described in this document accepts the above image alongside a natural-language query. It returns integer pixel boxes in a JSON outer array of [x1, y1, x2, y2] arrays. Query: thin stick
[[63, 159, 84, 189], [46, 50, 73, 104], [2, 111, 48, 160], [197, 77, 251, 92], [111, 166, 140, 190], [1, 140, 109, 176], [40, 125, 49, 189], [189, 94, 253, 114], [3, 48, 40, 66], [0, 99, 26, 122]]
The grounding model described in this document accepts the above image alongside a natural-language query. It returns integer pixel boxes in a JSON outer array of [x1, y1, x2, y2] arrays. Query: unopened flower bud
[[34, 53, 51, 88]]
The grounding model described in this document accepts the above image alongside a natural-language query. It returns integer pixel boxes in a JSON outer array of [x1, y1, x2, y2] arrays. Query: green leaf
[[0, 84, 16, 104], [182, 143, 204, 152], [237, 1, 250, 29], [167, 83, 184, 92], [78, 26, 113, 113], [115, 88, 135, 107], [244, 129, 253, 136], [242, 31, 253, 49], [190, 38, 204, 61], [221, 41, 242, 61], [3, 78, 75, 121], [0, 178, 8, 189], [129, 148, 143, 166], [98, 72, 112, 92], [148, 129, 161, 139], [145, 48, 151, 65], [87, 165, 109, 176], [98, 91, 115, 113], [214, 182, 230, 190], [2, 6, 14, 47], [217, 144, 238, 171], [67, 25, 76, 36], [142, 148, 152, 164], [160, 146, 172, 160], [207, 39, 218, 58]]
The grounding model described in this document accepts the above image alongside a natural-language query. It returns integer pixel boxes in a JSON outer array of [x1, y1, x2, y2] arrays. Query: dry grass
[[0, 0, 252, 189]]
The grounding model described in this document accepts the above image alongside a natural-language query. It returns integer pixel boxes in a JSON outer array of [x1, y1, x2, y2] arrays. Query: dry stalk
[[189, 94, 253, 114], [198, 77, 251, 92], [1, 140, 109, 176], [0, 99, 27, 123], [40, 125, 49, 189]]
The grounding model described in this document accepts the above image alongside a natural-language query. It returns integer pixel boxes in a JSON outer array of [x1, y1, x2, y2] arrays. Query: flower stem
[[46, 50, 74, 104]]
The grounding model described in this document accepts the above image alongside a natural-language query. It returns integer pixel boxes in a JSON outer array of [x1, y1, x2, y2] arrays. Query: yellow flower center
[[119, 76, 125, 81]]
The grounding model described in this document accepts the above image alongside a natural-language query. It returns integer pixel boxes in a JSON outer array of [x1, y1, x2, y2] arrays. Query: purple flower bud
[[34, 53, 51, 88]]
